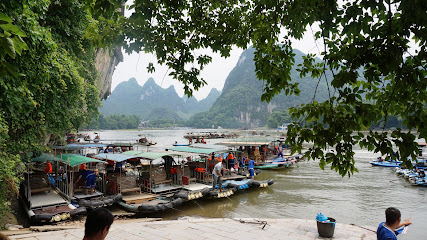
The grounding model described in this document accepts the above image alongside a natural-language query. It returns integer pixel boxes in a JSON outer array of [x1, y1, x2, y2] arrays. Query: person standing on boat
[[212, 159, 228, 192], [377, 207, 411, 240], [83, 207, 114, 240], [44, 162, 52, 174], [248, 158, 255, 179], [277, 146, 283, 158], [237, 156, 245, 174], [226, 152, 235, 170], [75, 165, 99, 195]]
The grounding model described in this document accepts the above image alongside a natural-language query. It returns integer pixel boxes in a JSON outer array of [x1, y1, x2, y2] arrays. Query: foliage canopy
[[0, 0, 123, 219], [124, 0, 427, 176]]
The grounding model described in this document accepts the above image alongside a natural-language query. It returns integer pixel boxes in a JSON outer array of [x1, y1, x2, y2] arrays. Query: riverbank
[[2, 217, 376, 240]]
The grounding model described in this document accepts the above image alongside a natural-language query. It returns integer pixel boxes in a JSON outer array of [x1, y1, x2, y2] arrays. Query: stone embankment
[[3, 218, 376, 240]]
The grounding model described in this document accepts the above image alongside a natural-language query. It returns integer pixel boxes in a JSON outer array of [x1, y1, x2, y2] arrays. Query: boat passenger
[[83, 208, 114, 240], [248, 159, 255, 179], [277, 146, 283, 158], [212, 159, 228, 192], [377, 207, 411, 240], [44, 162, 52, 174], [227, 152, 235, 169], [254, 148, 261, 162], [75, 166, 99, 195]]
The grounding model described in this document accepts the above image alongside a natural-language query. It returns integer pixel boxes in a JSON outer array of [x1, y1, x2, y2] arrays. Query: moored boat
[[55, 154, 122, 210], [20, 154, 87, 224], [370, 159, 402, 167]]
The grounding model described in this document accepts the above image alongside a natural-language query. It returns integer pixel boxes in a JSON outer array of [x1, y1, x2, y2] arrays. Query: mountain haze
[[100, 78, 221, 120]]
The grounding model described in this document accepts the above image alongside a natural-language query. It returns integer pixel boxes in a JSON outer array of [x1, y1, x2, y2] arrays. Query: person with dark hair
[[83, 208, 114, 240], [377, 207, 411, 240]]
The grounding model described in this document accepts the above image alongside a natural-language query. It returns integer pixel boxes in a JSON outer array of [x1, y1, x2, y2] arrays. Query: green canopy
[[122, 150, 144, 156], [31, 153, 64, 163], [170, 146, 226, 154], [137, 152, 182, 160], [56, 154, 106, 167]]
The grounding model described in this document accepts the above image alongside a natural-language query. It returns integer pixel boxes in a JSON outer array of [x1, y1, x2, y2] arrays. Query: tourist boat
[[173, 142, 190, 146], [184, 132, 238, 139], [20, 154, 87, 224], [54, 154, 122, 210], [95, 152, 187, 214], [169, 146, 274, 198], [221, 179, 274, 191], [136, 137, 157, 146], [254, 162, 289, 170], [370, 157, 402, 167], [169, 146, 240, 198]]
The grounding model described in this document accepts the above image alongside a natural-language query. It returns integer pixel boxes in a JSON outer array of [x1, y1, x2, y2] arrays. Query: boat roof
[[109, 142, 134, 147], [57, 154, 106, 167], [93, 153, 138, 162], [137, 152, 182, 160], [219, 138, 274, 147], [30, 153, 64, 163], [191, 143, 228, 149], [52, 143, 108, 150], [170, 146, 227, 154], [122, 150, 144, 156]]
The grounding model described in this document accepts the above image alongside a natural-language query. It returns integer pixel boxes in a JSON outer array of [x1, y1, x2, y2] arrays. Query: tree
[[124, 0, 427, 176], [0, 0, 123, 220]]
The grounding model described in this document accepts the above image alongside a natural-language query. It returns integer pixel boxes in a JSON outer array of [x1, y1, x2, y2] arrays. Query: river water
[[92, 129, 425, 240]]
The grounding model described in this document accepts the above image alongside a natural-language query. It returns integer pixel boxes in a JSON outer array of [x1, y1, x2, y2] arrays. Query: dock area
[[4, 217, 376, 240]]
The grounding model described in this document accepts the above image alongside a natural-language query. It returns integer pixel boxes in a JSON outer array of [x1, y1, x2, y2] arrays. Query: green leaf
[[0, 24, 27, 37], [0, 12, 12, 23], [1, 37, 16, 59]]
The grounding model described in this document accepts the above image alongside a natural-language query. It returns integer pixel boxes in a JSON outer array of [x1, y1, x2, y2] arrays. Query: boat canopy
[[191, 143, 228, 149], [122, 150, 144, 156], [30, 153, 64, 163], [110, 142, 134, 147], [56, 154, 106, 167], [67, 143, 109, 148], [170, 146, 226, 154], [219, 138, 273, 147], [137, 152, 182, 160], [94, 153, 137, 162]]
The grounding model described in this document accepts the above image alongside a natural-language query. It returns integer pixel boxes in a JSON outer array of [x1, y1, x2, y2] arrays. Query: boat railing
[[55, 173, 70, 200], [95, 175, 106, 193]]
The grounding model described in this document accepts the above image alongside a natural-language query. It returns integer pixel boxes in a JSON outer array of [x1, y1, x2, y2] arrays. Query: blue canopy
[[67, 143, 109, 148], [94, 153, 137, 162]]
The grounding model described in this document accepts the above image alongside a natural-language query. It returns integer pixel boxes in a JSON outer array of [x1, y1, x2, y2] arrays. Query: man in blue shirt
[[377, 207, 411, 240], [248, 159, 255, 179]]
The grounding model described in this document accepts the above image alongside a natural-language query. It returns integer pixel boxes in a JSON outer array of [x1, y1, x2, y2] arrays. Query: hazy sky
[[111, 2, 418, 101], [111, 33, 323, 101], [110, 2, 326, 100]]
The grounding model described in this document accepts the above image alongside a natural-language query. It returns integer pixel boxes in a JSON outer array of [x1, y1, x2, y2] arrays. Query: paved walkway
[[7, 218, 377, 240]]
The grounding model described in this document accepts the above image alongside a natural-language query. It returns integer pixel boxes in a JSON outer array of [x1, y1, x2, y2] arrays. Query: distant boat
[[277, 123, 290, 131], [370, 157, 402, 167]]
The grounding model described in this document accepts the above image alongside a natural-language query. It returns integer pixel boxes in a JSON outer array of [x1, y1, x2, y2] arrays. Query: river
[[91, 129, 425, 240]]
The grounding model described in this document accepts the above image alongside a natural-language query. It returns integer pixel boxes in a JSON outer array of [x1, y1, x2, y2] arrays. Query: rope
[[234, 219, 269, 229], [350, 223, 376, 233]]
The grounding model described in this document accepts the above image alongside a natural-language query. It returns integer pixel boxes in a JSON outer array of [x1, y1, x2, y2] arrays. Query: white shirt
[[213, 162, 223, 177]]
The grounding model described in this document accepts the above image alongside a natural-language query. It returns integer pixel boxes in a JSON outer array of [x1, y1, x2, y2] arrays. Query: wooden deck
[[122, 193, 157, 204], [73, 190, 104, 200], [150, 185, 181, 194], [30, 190, 68, 209]]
